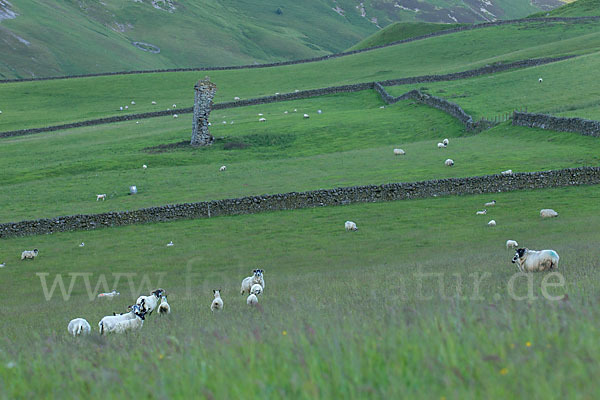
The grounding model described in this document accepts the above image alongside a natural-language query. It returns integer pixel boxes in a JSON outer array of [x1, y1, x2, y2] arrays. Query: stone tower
[[191, 77, 217, 146]]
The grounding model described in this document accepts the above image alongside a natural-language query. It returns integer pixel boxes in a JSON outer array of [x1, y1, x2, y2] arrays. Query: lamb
[[219, 165, 227, 172], [136, 289, 165, 315], [488, 220, 496, 227], [97, 290, 119, 298], [540, 209, 558, 218], [210, 290, 223, 312], [96, 194, 107, 201], [158, 295, 171, 315], [476, 209, 487, 215], [393, 148, 405, 155], [345, 221, 358, 231], [100, 305, 145, 334], [437, 143, 446, 148], [484, 200, 496, 207], [512, 248, 559, 272], [259, 118, 266, 122], [247, 293, 259, 306], [501, 169, 513, 175], [443, 138, 449, 146], [506, 240, 519, 249], [67, 318, 91, 337], [445, 159, 454, 167], [241, 269, 265, 295], [98, 305, 137, 333], [21, 249, 38, 260], [251, 284, 263, 296]]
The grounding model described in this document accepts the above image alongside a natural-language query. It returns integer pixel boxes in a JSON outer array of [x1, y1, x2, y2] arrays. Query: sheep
[[445, 159, 454, 167], [380, 106, 385, 109], [258, 113, 264, 116], [79, 242, 85, 247], [540, 209, 558, 218], [21, 249, 38, 260], [219, 165, 227, 172], [284, 111, 288, 114], [317, 110, 322, 114], [247, 293, 259, 306], [501, 169, 513, 175], [100, 305, 146, 334], [172, 104, 177, 108], [275, 92, 280, 95], [131, 101, 136, 105], [443, 138, 449, 146], [67, 318, 91, 337], [506, 240, 519, 249], [125, 106, 128, 110], [437, 143, 446, 148], [476, 209, 487, 215], [151, 101, 157, 105], [241, 269, 265, 295], [484, 200, 496, 207], [259, 118, 266, 122], [512, 248, 559, 272], [136, 289, 165, 315], [98, 305, 137, 333], [211, 289, 223, 312], [345, 221, 358, 231], [158, 295, 171, 315], [539, 78, 543, 83], [0, 263, 5, 268], [222, 121, 227, 124], [488, 220, 496, 227], [234, 96, 240, 100], [167, 241, 174, 247], [293, 109, 297, 112], [143, 164, 147, 170], [119, 106, 123, 111], [251, 284, 263, 296], [393, 148, 405, 155], [97, 290, 119, 298], [173, 114, 178, 118], [96, 194, 106, 201], [303, 113, 310, 118]]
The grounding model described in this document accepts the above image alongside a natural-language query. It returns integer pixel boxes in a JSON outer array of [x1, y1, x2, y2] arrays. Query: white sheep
[[222, 121, 227, 124], [437, 143, 446, 148], [143, 164, 147, 170], [538, 78, 543, 83], [167, 241, 174, 247], [317, 110, 322, 114], [293, 109, 297, 112], [393, 148, 405, 155], [247, 293, 259, 306], [67, 318, 91, 337], [476, 209, 487, 215], [96, 194, 107, 201], [119, 106, 123, 111], [501, 169, 513, 175], [97, 290, 119, 298], [21, 249, 38, 260], [484, 200, 496, 207], [241, 269, 265, 295], [220, 165, 227, 172], [211, 289, 223, 312], [259, 117, 266, 122], [303, 114, 310, 118], [79, 242, 85, 247], [0, 263, 5, 268], [151, 101, 157, 105], [158, 295, 171, 315], [506, 240, 519, 249], [100, 305, 145, 334], [125, 106, 128, 110], [173, 114, 178, 118], [98, 305, 137, 333], [345, 221, 357, 231], [172, 104, 177, 108], [512, 248, 559, 272], [131, 101, 136, 105], [443, 138, 449, 146], [540, 209, 558, 218], [445, 159, 454, 167], [136, 289, 165, 315], [488, 220, 496, 227], [258, 113, 263, 116], [234, 97, 240, 100], [251, 284, 263, 296], [284, 111, 288, 114]]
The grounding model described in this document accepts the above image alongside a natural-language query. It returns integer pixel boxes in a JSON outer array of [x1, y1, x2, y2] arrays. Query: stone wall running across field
[[2, 167, 599, 239], [513, 112, 600, 137]]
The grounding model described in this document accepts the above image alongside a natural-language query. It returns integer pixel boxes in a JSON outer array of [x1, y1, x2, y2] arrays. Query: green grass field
[[2, 5, 600, 398]]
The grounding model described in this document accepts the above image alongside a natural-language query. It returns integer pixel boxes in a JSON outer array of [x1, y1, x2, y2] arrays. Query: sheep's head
[[512, 248, 528, 264], [152, 288, 165, 298], [33, 249, 39, 255], [213, 289, 221, 297], [132, 304, 146, 320]]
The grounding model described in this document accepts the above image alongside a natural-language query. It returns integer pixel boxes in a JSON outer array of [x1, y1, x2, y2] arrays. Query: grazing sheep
[[97, 290, 119, 298], [540, 209, 558, 218], [303, 114, 310, 118], [79, 242, 85, 247], [476, 209, 487, 215], [136, 289, 165, 315], [222, 121, 227, 124], [167, 241, 174, 247], [501, 169, 513, 175], [158, 295, 171, 315], [98, 305, 137, 333], [247, 293, 258, 306], [119, 106, 123, 111], [484, 200, 496, 207], [284, 111, 288, 114], [234, 96, 240, 100], [241, 269, 265, 295], [293, 109, 297, 112], [506, 240, 519, 249], [125, 106, 128, 110], [393, 148, 405, 155], [443, 138, 449, 146], [143, 164, 147, 170], [538, 78, 543, 83], [317, 109, 322, 114], [173, 114, 178, 118], [380, 106, 385, 109], [67, 318, 91, 337], [437, 143, 446, 148], [151, 101, 157, 105], [445, 159, 454, 167], [258, 113, 263, 116], [21, 249, 38, 260], [219, 165, 227, 172], [259, 118, 266, 122], [512, 248, 559, 272], [345, 221, 358, 231], [211, 290, 223, 312], [131, 101, 136, 105], [488, 220, 496, 227], [0, 263, 5, 268], [172, 104, 177, 108], [96, 194, 107, 201], [251, 284, 263, 296], [100, 305, 146, 334]]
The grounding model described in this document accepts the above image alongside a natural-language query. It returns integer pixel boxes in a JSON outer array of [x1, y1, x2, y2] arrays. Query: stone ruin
[[191, 77, 217, 146]]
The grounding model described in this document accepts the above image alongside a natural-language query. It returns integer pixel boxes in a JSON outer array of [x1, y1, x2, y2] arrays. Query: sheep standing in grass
[[512, 248, 559, 272], [259, 118, 266, 122], [152, 101, 157, 105], [241, 270, 264, 295], [539, 78, 543, 83], [443, 138, 449, 146], [484, 200, 496, 207], [303, 114, 310, 119], [476, 209, 487, 215], [96, 194, 107, 201], [143, 164, 147, 170], [247, 293, 258, 306], [345, 221, 358, 231], [173, 114, 178, 118], [445, 159, 454, 167], [136, 289, 165, 315], [100, 305, 146, 334], [98, 305, 136, 333], [220, 165, 227, 172], [158, 295, 171, 315], [501, 169, 513, 175], [68, 318, 91, 337], [506, 240, 519, 249], [393, 148, 405, 155], [488, 220, 496, 227], [540, 209, 558, 218], [211, 290, 223, 312], [0, 263, 5, 268], [438, 143, 446, 148], [21, 249, 38, 260], [251, 284, 263, 297]]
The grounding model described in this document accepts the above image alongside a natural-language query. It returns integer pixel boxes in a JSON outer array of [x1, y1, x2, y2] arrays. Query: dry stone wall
[[513, 112, 600, 137]]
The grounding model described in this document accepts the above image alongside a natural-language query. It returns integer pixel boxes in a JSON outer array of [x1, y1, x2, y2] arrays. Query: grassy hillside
[[0, 0, 564, 80], [348, 22, 468, 51], [529, 0, 600, 17], [2, 18, 600, 132]]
